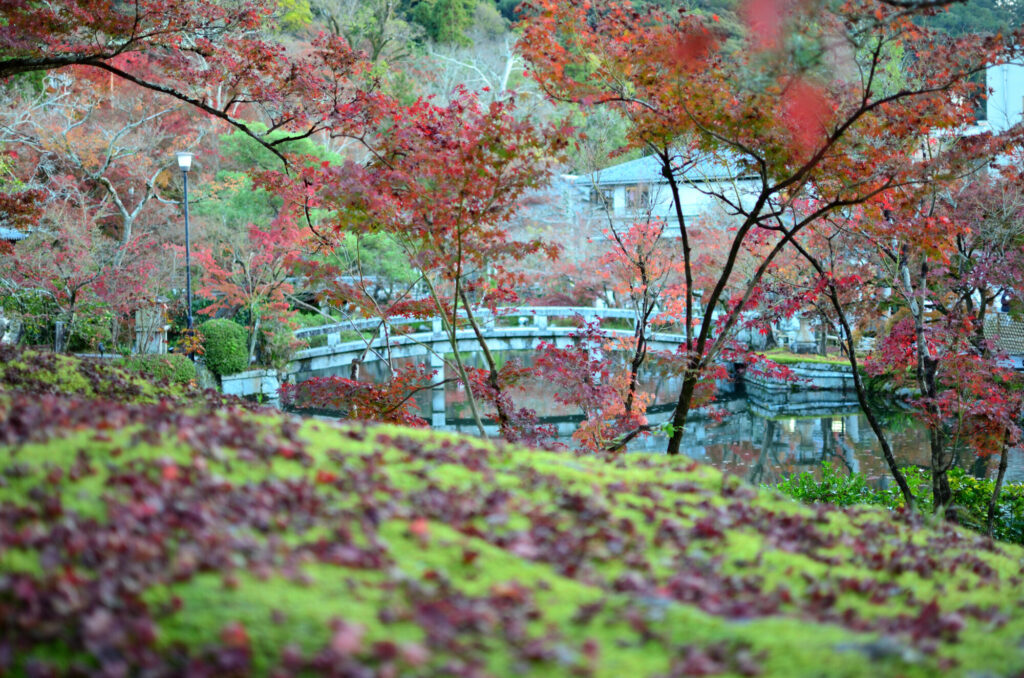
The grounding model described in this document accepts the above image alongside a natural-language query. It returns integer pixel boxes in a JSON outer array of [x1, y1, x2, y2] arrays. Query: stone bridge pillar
[[430, 319, 446, 427]]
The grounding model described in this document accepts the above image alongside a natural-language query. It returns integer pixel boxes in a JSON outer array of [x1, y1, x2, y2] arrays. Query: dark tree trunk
[[666, 370, 699, 456], [987, 438, 1010, 537]]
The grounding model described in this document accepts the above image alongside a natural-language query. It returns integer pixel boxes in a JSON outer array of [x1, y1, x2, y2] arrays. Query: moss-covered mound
[[2, 351, 1023, 676], [1, 387, 1023, 677], [0, 345, 201, 404]]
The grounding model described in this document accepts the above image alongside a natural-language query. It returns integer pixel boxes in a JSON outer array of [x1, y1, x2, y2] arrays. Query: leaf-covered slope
[[0, 345, 201, 405], [1, 388, 1023, 676]]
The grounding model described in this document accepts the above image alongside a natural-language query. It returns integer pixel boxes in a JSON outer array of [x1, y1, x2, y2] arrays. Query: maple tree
[[591, 220, 687, 447], [0, 1, 383, 176], [273, 88, 567, 438], [519, 0, 1023, 458], [0, 173, 158, 350], [281, 363, 438, 425], [778, 206, 919, 506], [779, 142, 1024, 515], [190, 215, 306, 366], [858, 165, 1024, 517], [0, 74, 197, 347]]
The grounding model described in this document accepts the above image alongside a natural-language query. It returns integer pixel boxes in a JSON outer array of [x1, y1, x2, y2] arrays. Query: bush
[[256, 318, 301, 371], [775, 463, 1024, 544], [119, 354, 196, 385], [198, 319, 248, 376]]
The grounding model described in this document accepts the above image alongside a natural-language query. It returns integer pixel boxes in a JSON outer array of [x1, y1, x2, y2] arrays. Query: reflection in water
[[303, 351, 1024, 486]]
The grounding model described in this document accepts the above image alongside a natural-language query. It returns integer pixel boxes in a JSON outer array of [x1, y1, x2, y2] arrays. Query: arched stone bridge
[[289, 306, 692, 384]]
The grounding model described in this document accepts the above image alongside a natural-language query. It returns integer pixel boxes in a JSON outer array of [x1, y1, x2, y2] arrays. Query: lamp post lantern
[[176, 151, 195, 360]]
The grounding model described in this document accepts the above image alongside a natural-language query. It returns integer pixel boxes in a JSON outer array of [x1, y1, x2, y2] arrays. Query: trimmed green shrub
[[198, 319, 248, 376], [119, 354, 197, 385]]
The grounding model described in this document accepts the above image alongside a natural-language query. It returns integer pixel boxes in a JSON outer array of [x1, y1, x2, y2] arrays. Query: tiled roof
[[985, 315, 1024, 355], [0, 227, 27, 241], [575, 152, 749, 187]]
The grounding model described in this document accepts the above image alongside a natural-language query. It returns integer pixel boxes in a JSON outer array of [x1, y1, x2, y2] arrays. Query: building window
[[626, 184, 650, 210], [590, 188, 614, 209]]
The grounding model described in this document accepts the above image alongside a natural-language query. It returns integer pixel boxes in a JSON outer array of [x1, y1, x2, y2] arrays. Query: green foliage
[[408, 0, 478, 44], [256, 318, 300, 371], [757, 349, 854, 367], [294, 313, 336, 349], [217, 124, 343, 173], [0, 69, 47, 95], [278, 0, 313, 30], [0, 288, 57, 346], [918, 0, 1023, 37], [939, 469, 1024, 545], [198, 319, 249, 376], [564, 106, 639, 174], [306, 334, 328, 348], [776, 463, 1024, 544], [323, 231, 420, 286], [64, 305, 114, 353], [294, 312, 336, 328], [776, 462, 911, 507], [119, 354, 197, 385], [193, 171, 280, 231]]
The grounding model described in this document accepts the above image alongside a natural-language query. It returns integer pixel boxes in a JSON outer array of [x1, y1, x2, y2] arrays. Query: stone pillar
[[55, 321, 67, 353], [846, 414, 859, 443], [135, 306, 169, 354], [430, 343, 446, 428], [534, 314, 548, 329], [789, 315, 817, 354]]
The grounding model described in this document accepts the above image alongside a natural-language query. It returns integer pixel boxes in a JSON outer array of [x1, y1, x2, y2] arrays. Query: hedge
[[198, 318, 249, 376]]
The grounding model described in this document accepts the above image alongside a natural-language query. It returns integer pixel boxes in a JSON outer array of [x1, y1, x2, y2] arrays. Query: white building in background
[[563, 152, 760, 232], [987, 58, 1024, 133], [563, 60, 1024, 233]]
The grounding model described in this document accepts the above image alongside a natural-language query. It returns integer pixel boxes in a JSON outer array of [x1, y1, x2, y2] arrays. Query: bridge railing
[[293, 306, 645, 341]]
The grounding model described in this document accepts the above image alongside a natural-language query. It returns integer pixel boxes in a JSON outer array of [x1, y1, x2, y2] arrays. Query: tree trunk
[[459, 290, 513, 438], [248, 312, 261, 366], [666, 370, 699, 455], [422, 275, 488, 438], [787, 237, 916, 509], [986, 436, 1010, 537], [931, 433, 954, 518]]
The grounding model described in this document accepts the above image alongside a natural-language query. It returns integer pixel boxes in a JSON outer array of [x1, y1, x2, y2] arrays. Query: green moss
[[0, 348, 191, 403], [4, 408, 1024, 676], [756, 350, 854, 366]]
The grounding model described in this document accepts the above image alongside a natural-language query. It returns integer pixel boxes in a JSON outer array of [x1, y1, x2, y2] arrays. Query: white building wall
[[606, 179, 760, 224], [613, 186, 627, 213], [987, 60, 1024, 133]]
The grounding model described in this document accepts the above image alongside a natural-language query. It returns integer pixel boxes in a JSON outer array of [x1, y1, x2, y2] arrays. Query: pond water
[[302, 351, 1024, 486]]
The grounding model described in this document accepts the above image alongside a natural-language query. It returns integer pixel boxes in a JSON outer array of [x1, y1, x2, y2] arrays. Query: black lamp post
[[176, 151, 195, 359]]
